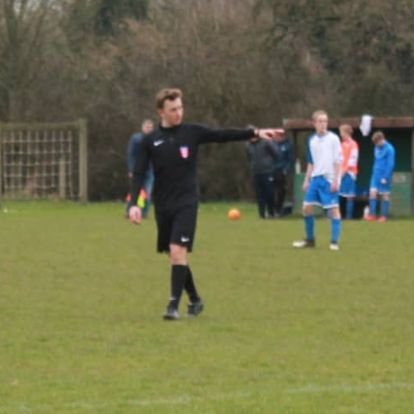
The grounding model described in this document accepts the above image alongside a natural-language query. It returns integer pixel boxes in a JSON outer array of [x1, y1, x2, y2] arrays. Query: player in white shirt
[[293, 110, 342, 250]]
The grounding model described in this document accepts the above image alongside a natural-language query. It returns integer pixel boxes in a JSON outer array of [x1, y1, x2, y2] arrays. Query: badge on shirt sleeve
[[179, 146, 189, 159]]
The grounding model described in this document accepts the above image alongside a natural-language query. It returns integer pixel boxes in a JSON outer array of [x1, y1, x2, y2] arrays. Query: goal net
[[0, 120, 87, 202]]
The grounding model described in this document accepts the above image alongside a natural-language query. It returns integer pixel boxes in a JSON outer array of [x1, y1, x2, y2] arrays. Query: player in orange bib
[[339, 124, 359, 219]]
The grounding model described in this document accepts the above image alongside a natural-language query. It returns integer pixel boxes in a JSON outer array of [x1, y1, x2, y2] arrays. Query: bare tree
[[0, 0, 57, 120]]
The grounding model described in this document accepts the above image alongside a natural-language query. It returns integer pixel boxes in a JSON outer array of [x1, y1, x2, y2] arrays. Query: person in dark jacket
[[126, 119, 154, 217], [128, 88, 280, 320], [246, 135, 279, 218], [272, 129, 293, 216]]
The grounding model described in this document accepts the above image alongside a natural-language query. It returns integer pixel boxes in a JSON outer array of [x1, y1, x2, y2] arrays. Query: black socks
[[169, 265, 200, 309], [169, 265, 188, 309], [184, 266, 200, 303]]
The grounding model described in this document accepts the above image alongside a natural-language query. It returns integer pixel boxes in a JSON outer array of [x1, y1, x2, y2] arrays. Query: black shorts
[[155, 204, 198, 253]]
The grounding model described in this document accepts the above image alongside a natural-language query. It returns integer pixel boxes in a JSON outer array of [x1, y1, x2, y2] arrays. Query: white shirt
[[307, 131, 342, 183]]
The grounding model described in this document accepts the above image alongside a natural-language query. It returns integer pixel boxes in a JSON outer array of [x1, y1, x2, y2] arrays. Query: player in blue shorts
[[293, 110, 342, 251], [365, 131, 395, 222]]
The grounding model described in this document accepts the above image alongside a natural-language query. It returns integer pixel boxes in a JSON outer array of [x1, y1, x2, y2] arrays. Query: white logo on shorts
[[180, 236, 190, 243]]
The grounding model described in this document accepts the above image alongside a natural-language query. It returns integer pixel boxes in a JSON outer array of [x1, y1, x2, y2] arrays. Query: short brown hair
[[372, 131, 385, 143], [339, 124, 353, 135], [312, 109, 328, 121], [155, 88, 183, 109], [141, 118, 153, 126]]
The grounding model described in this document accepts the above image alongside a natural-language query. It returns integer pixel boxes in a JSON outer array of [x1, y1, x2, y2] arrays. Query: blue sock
[[369, 198, 377, 216], [304, 215, 315, 241], [381, 200, 390, 217], [346, 199, 354, 219], [331, 218, 341, 244]]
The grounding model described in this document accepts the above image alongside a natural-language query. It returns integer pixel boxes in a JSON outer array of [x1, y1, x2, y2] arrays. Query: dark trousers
[[274, 170, 287, 214], [253, 173, 275, 218]]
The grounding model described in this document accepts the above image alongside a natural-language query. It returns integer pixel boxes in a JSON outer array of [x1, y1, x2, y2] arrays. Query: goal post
[[0, 119, 88, 202]]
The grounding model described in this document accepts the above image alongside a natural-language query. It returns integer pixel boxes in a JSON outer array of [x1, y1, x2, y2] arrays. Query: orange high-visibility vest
[[341, 138, 359, 176]]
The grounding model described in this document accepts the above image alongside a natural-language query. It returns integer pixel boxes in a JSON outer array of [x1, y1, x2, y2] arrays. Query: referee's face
[[159, 98, 184, 128]]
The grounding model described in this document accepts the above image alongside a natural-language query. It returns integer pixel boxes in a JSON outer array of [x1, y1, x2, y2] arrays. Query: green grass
[[0, 201, 413, 413]]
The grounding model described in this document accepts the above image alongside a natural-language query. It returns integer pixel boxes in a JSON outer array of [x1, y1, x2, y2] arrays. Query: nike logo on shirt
[[154, 140, 164, 146]]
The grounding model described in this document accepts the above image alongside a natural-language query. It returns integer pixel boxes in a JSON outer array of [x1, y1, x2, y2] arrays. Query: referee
[[128, 88, 278, 320]]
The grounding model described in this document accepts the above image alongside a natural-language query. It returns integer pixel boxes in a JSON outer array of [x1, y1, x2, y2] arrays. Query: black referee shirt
[[130, 123, 255, 211]]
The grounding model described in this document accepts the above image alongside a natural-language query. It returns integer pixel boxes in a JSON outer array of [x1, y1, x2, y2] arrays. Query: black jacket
[[246, 139, 279, 175], [130, 123, 254, 210]]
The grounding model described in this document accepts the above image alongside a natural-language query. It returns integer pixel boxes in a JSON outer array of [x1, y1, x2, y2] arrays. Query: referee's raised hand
[[129, 206, 142, 224], [255, 128, 285, 140]]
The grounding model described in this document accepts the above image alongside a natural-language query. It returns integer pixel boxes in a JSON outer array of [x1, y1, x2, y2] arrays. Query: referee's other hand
[[129, 206, 142, 224]]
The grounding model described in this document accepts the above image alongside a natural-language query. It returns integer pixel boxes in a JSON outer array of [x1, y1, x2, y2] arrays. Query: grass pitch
[[0, 202, 413, 413]]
